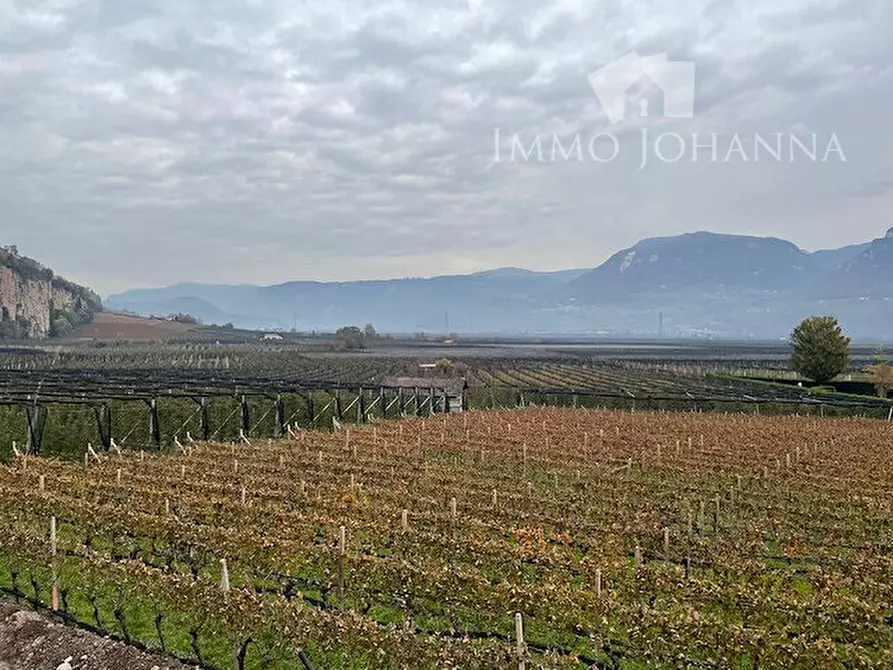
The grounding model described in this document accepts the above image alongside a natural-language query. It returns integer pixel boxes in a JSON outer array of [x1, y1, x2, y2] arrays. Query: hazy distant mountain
[[107, 268, 590, 334], [810, 242, 873, 272], [557, 232, 811, 303], [106, 229, 893, 339], [820, 227, 893, 298]]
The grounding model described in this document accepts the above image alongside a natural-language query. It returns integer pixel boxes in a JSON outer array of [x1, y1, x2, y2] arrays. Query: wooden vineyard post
[[338, 526, 346, 610], [401, 509, 409, 532], [50, 516, 59, 611], [220, 559, 239, 670], [38, 475, 45, 494], [634, 545, 642, 573], [663, 527, 670, 556], [220, 558, 230, 591], [515, 612, 526, 670], [595, 568, 602, 598]]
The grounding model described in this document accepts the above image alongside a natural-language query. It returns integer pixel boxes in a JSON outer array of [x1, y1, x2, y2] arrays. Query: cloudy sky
[[1, 0, 892, 295]]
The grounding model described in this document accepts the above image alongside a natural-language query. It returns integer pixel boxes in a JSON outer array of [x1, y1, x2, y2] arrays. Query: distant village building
[[261, 333, 284, 341]]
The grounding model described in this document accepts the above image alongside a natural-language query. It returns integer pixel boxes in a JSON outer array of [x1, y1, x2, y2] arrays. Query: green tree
[[790, 316, 850, 384], [50, 314, 73, 338], [864, 346, 893, 398], [434, 358, 456, 377], [335, 326, 365, 350], [363, 324, 378, 339]]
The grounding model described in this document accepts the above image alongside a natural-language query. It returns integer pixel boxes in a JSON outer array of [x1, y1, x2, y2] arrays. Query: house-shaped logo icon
[[587, 52, 696, 124]]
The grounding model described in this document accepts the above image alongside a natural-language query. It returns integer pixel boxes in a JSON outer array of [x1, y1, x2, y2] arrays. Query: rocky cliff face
[[0, 248, 100, 339]]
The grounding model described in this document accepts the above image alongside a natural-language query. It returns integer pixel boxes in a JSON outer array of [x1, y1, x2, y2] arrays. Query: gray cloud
[[0, 0, 891, 293]]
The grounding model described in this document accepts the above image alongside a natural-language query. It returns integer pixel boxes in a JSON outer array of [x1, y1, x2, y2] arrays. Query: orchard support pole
[[335, 391, 343, 422], [200, 396, 211, 441], [148, 398, 161, 450], [274, 394, 286, 437], [240, 395, 250, 437], [93, 404, 112, 451], [25, 404, 47, 456]]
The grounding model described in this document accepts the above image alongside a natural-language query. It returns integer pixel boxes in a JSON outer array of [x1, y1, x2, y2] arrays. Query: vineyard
[[0, 340, 891, 462], [0, 408, 891, 668]]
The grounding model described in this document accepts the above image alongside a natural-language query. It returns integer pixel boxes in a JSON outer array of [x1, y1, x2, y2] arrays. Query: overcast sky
[[1, 0, 892, 295]]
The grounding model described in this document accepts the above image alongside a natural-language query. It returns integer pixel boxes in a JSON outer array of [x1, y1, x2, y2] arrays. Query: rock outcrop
[[0, 246, 100, 339]]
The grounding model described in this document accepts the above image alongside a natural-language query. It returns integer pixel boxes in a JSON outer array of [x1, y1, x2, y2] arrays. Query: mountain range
[[106, 227, 893, 339]]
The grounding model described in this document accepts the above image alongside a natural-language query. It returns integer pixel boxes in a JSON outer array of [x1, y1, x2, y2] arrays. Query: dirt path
[[0, 603, 195, 670]]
